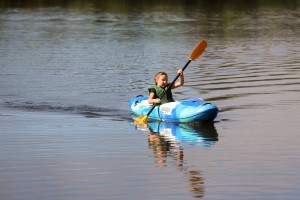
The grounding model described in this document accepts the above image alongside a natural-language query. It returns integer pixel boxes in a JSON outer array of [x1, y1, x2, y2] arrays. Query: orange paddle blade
[[189, 40, 207, 61], [134, 115, 148, 127]]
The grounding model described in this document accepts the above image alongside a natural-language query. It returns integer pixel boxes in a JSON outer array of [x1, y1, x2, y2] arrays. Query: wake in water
[[2, 101, 132, 120]]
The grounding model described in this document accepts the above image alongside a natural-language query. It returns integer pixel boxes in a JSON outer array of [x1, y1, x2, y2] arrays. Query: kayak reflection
[[147, 121, 218, 147], [147, 122, 218, 198], [133, 121, 218, 198]]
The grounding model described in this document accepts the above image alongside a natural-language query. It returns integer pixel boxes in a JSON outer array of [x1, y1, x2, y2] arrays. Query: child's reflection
[[148, 131, 204, 198]]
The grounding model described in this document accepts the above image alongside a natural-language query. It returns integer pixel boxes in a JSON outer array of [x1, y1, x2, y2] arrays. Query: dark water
[[1, 1, 300, 199]]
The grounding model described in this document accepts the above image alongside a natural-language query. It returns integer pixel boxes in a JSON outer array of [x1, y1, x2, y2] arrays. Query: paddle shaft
[[146, 59, 192, 117]]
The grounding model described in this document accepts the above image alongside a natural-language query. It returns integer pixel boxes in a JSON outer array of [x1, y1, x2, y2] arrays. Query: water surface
[[0, 1, 300, 199]]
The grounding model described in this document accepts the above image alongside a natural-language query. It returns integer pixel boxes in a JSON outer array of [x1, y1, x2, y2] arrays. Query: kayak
[[129, 95, 218, 123]]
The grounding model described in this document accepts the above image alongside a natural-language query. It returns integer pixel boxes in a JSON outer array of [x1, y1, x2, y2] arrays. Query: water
[[1, 1, 300, 199]]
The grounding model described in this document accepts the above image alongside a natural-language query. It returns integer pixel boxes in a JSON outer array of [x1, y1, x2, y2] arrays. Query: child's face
[[156, 74, 168, 87]]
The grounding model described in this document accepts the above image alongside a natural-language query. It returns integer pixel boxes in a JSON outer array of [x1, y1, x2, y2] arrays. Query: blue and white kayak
[[129, 95, 218, 123]]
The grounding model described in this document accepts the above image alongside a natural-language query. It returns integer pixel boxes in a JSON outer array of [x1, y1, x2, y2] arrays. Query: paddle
[[134, 40, 207, 126]]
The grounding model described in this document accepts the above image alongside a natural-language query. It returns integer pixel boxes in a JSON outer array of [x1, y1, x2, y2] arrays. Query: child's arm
[[172, 69, 184, 89], [148, 91, 161, 104]]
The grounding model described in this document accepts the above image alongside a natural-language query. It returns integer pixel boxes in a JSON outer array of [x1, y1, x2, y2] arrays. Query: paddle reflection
[[137, 121, 218, 198]]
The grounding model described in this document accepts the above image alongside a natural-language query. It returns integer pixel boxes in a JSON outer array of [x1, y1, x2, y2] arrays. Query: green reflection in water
[[0, 0, 299, 11]]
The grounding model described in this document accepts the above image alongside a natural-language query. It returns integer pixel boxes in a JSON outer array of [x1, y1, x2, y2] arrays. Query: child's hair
[[154, 72, 168, 85]]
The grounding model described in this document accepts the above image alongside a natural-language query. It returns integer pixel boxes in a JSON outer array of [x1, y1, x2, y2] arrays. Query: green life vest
[[148, 84, 174, 104]]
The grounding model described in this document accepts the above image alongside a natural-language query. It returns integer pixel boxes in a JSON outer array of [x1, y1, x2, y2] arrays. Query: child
[[148, 69, 184, 104]]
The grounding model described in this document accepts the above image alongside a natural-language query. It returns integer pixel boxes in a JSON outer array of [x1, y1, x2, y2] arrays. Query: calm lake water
[[1, 1, 300, 199]]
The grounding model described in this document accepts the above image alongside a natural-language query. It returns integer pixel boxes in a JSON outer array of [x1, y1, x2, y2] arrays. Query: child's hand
[[155, 98, 161, 104], [177, 69, 183, 75]]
